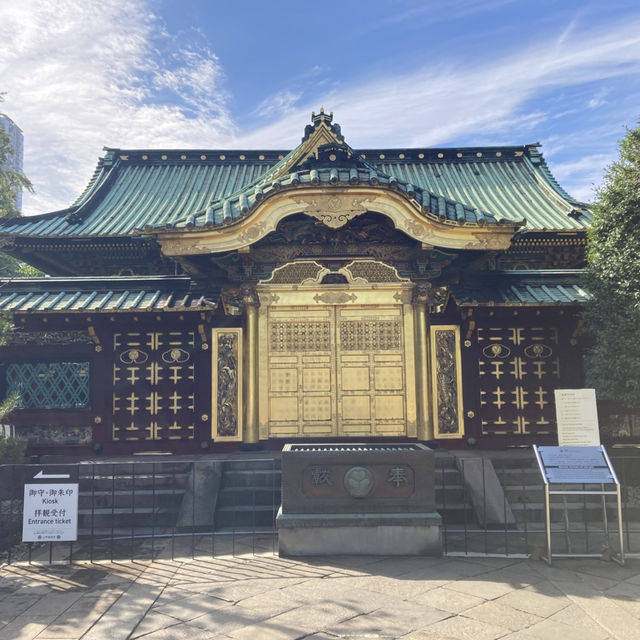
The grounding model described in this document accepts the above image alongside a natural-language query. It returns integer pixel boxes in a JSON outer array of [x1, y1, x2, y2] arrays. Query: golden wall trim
[[211, 328, 243, 442], [430, 325, 464, 439]]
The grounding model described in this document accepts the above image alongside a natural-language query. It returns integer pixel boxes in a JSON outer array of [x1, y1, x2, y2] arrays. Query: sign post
[[533, 445, 623, 565], [22, 466, 79, 546]]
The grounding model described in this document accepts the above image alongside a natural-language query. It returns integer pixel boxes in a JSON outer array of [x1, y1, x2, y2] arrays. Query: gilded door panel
[[375, 366, 403, 390], [336, 306, 407, 436], [342, 367, 370, 391], [375, 395, 404, 420], [263, 302, 413, 438], [270, 369, 297, 392], [266, 308, 334, 437]]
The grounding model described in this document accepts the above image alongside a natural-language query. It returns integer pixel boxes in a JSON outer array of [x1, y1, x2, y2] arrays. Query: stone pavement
[[1, 552, 640, 640]]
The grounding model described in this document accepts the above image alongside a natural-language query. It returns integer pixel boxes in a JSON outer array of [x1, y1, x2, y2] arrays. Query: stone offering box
[[277, 443, 442, 556]]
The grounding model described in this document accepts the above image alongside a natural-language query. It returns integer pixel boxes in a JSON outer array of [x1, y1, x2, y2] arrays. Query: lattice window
[[340, 320, 402, 351], [270, 322, 331, 352], [6, 362, 90, 410]]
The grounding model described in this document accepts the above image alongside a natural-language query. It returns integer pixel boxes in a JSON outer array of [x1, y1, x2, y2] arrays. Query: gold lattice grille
[[267, 261, 324, 284], [340, 320, 402, 351], [270, 322, 331, 352], [345, 261, 405, 283]]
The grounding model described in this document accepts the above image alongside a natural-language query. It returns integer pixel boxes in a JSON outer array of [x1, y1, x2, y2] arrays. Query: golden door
[[264, 305, 409, 438]]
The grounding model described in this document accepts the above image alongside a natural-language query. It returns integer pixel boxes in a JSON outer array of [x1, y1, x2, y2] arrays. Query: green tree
[[0, 312, 18, 422], [585, 122, 640, 407]]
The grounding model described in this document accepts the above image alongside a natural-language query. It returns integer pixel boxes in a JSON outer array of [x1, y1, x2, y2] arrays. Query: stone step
[[79, 474, 190, 492], [78, 507, 179, 529], [217, 487, 281, 507], [78, 462, 192, 476], [214, 505, 278, 529], [221, 469, 281, 489], [222, 459, 282, 472], [78, 489, 184, 510]]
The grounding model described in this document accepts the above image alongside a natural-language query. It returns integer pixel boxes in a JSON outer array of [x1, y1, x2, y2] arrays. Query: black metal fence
[[0, 457, 280, 564], [1, 452, 637, 564], [439, 452, 640, 560]]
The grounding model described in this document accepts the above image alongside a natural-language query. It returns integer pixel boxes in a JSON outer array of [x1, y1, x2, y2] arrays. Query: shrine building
[[0, 111, 591, 455]]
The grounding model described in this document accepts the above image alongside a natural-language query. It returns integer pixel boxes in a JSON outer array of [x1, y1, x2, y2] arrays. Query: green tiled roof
[[451, 270, 591, 306], [0, 276, 217, 312], [0, 271, 589, 311], [0, 121, 591, 240]]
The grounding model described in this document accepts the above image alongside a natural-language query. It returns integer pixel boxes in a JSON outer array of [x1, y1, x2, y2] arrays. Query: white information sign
[[537, 446, 614, 484], [554, 389, 600, 446], [22, 483, 79, 542]]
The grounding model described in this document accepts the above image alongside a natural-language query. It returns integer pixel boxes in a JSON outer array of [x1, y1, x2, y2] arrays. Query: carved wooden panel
[[212, 328, 243, 441], [476, 325, 560, 435], [112, 331, 196, 441], [430, 326, 464, 438]]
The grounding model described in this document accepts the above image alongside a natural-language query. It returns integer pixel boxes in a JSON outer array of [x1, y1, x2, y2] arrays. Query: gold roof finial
[[311, 108, 333, 125]]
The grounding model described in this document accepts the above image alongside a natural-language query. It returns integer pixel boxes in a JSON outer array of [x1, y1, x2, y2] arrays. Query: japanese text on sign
[[22, 483, 79, 542]]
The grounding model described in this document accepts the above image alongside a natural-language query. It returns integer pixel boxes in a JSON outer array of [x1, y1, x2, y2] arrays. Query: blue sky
[[1, 0, 639, 214]]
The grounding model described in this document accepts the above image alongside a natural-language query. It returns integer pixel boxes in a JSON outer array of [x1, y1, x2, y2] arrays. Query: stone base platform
[[276, 508, 442, 556]]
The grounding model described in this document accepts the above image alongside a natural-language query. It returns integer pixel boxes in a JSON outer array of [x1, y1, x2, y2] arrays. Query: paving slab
[[0, 617, 52, 640], [0, 555, 639, 640], [411, 585, 486, 613], [81, 580, 165, 640], [548, 604, 613, 638], [463, 600, 543, 631], [548, 578, 640, 640], [495, 582, 571, 617], [324, 599, 450, 637], [500, 618, 610, 640], [422, 614, 510, 640]]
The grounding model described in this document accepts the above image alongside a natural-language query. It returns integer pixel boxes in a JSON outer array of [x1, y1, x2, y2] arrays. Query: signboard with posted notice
[[533, 444, 624, 566], [22, 466, 79, 543], [554, 388, 600, 446], [535, 445, 615, 484]]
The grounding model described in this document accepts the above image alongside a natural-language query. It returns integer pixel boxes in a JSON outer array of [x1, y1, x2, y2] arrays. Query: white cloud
[[236, 16, 640, 204], [251, 90, 302, 119], [0, 0, 235, 214]]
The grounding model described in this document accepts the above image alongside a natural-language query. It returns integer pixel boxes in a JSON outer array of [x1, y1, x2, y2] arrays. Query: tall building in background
[[0, 114, 25, 211]]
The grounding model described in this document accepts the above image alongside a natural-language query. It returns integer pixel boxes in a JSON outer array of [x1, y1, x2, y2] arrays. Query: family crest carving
[[292, 195, 374, 228]]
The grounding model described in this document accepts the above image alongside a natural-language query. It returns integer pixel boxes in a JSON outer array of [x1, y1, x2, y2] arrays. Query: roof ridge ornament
[[302, 108, 344, 144], [311, 107, 333, 125]]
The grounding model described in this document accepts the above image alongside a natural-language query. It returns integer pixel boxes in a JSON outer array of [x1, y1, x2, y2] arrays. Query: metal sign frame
[[533, 445, 624, 565]]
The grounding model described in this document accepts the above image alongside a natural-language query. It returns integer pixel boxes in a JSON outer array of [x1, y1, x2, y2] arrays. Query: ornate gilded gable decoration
[[292, 194, 375, 229], [266, 261, 325, 285], [476, 324, 560, 436], [263, 259, 409, 287], [212, 328, 243, 441], [343, 260, 408, 284], [269, 108, 349, 182], [155, 114, 520, 258], [430, 326, 464, 438], [112, 331, 196, 441]]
